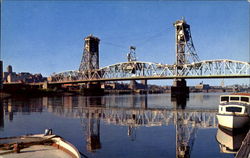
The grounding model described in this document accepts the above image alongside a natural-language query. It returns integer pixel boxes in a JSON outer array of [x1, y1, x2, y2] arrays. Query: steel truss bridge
[[50, 59, 250, 83], [49, 19, 250, 83]]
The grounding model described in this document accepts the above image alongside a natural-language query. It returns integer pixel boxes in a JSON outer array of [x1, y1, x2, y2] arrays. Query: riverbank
[[0, 88, 70, 99], [1, 84, 249, 99]]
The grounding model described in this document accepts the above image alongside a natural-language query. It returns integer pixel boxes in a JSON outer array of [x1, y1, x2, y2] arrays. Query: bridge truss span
[[178, 59, 250, 77], [49, 59, 250, 83]]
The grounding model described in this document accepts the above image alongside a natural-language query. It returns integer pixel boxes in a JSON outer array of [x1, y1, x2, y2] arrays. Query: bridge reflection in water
[[3, 94, 218, 158], [42, 95, 217, 157]]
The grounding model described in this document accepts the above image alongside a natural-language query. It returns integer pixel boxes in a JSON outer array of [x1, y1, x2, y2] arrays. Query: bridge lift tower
[[127, 46, 148, 90], [171, 18, 200, 97], [127, 46, 138, 90], [79, 34, 100, 71], [79, 35, 103, 95]]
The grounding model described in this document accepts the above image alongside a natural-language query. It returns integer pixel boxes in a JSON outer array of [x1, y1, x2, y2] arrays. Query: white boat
[[0, 129, 81, 158], [217, 93, 250, 129]]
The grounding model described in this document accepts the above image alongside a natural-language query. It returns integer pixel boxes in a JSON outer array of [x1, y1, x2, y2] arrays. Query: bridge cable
[[136, 28, 171, 47]]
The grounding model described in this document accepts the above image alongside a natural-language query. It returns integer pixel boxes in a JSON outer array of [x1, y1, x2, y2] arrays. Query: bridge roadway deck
[[48, 75, 250, 85], [5, 73, 248, 85], [48, 59, 250, 84]]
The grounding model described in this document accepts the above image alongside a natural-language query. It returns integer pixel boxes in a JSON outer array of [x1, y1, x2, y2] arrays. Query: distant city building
[[7, 65, 12, 73], [3, 65, 46, 83], [195, 82, 210, 90], [103, 82, 129, 90]]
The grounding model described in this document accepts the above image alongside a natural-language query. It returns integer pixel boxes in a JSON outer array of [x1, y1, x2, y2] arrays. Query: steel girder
[[49, 59, 250, 82]]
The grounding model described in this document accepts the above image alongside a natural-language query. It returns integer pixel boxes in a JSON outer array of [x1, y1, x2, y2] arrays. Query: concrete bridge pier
[[171, 79, 189, 98]]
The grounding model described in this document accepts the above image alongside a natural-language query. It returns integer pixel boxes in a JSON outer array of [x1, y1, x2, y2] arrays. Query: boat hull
[[216, 114, 250, 129], [0, 134, 81, 158]]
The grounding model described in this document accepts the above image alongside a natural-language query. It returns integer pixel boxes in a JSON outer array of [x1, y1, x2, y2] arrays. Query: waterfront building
[[195, 82, 210, 90], [3, 65, 46, 83]]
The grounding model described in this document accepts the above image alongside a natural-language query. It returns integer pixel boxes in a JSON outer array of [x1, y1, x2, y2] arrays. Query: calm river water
[[0, 93, 246, 158]]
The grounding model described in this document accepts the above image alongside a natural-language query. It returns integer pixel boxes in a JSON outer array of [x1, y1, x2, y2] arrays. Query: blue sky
[[2, 1, 249, 86]]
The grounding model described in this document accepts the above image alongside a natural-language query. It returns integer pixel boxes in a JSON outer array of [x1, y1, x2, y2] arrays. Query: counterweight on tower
[[79, 35, 100, 72], [127, 46, 137, 62], [174, 18, 199, 66]]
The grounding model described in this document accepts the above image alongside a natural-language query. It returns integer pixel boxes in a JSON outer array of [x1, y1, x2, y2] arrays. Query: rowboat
[[0, 129, 81, 158]]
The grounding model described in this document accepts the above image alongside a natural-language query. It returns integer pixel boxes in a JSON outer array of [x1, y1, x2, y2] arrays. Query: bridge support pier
[[81, 82, 104, 96], [171, 79, 189, 98]]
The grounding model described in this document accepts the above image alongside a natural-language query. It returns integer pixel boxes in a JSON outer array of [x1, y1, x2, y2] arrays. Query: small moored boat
[[0, 129, 81, 158], [217, 93, 250, 130]]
